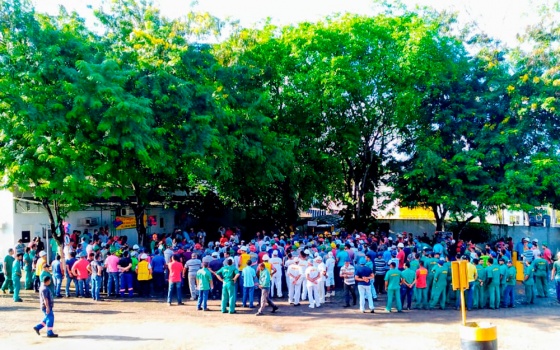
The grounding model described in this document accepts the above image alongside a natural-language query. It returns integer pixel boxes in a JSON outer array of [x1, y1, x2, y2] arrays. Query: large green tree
[[84, 0, 225, 244], [0, 0, 100, 247]]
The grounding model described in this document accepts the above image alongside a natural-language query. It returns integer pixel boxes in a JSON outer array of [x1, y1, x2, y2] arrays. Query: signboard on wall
[[113, 215, 148, 230]]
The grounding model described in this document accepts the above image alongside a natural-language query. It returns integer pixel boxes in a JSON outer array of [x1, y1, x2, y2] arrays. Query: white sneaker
[[309, 305, 315, 309], [316, 304, 321, 308], [332, 291, 335, 296]]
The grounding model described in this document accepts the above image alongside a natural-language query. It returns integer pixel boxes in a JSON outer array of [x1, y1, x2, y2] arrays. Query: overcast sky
[[32, 0, 549, 46]]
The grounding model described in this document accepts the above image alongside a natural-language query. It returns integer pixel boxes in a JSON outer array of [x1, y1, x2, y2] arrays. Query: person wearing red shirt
[[415, 260, 428, 309], [396, 243, 405, 270], [167, 255, 184, 306], [71, 253, 90, 297]]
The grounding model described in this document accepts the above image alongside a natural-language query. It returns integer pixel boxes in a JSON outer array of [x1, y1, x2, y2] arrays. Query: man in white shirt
[[287, 257, 303, 306], [298, 251, 310, 301], [305, 260, 321, 308], [269, 250, 283, 298], [325, 252, 336, 297], [315, 255, 327, 304]]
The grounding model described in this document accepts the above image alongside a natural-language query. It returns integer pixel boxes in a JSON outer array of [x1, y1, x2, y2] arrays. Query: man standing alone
[[256, 263, 278, 316]]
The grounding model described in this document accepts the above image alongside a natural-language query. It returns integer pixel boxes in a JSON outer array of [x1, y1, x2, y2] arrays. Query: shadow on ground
[[62, 335, 163, 341]]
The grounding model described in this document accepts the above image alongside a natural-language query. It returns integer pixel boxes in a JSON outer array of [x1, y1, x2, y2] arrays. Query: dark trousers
[[374, 274, 385, 294], [152, 272, 164, 293], [138, 280, 151, 297], [344, 283, 357, 306], [33, 275, 40, 292], [400, 285, 414, 309]]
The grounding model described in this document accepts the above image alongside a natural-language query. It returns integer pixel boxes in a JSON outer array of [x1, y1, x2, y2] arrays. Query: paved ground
[[1, 284, 559, 350]]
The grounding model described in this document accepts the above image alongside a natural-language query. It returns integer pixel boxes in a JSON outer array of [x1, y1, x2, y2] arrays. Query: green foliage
[[1, 0, 560, 238], [446, 222, 493, 244]]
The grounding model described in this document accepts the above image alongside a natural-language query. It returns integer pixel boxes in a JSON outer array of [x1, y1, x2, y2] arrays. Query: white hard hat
[[140, 253, 148, 260], [397, 243, 404, 248], [263, 255, 269, 261], [314, 256, 322, 262], [133, 244, 140, 250], [532, 238, 538, 243], [272, 250, 279, 256], [39, 251, 46, 257]]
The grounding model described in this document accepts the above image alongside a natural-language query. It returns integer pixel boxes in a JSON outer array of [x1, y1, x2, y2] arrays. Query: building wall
[[1, 191, 176, 252]]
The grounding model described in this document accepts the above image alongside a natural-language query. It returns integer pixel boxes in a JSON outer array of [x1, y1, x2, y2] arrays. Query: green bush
[[446, 222, 493, 244]]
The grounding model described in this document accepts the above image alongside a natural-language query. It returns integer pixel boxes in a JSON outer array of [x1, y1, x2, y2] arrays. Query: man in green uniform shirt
[[426, 252, 439, 299], [384, 262, 402, 312], [474, 258, 487, 309], [400, 262, 416, 310], [1, 249, 15, 294], [196, 262, 214, 311], [429, 259, 448, 310], [12, 253, 23, 302], [214, 258, 240, 314], [503, 260, 517, 307], [256, 263, 278, 315], [486, 257, 501, 309], [24, 247, 34, 290], [498, 258, 508, 307], [532, 252, 548, 298], [523, 259, 535, 304]]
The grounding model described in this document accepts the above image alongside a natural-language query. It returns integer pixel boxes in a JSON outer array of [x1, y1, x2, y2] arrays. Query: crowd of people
[[2, 227, 560, 337]]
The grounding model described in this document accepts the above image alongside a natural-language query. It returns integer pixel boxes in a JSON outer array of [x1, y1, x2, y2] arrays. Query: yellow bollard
[[460, 322, 497, 350]]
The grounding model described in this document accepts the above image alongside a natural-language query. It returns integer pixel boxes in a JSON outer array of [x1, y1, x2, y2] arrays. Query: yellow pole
[[460, 287, 467, 326]]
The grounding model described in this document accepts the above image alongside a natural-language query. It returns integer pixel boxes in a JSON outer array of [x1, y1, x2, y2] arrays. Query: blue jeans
[[108, 272, 120, 295], [503, 285, 515, 307], [77, 279, 87, 297], [91, 275, 102, 300], [197, 289, 210, 309], [400, 285, 414, 309], [65, 277, 78, 297], [243, 286, 255, 307], [555, 278, 560, 302], [120, 273, 133, 297], [167, 282, 182, 303], [35, 309, 55, 335], [53, 275, 63, 296]]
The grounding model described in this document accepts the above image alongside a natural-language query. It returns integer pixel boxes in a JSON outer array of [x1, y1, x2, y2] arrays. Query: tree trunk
[[42, 199, 66, 273], [432, 204, 447, 232], [132, 204, 146, 248]]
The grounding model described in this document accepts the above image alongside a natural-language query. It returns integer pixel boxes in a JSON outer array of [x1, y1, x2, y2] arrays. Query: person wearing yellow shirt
[[455, 255, 477, 311], [34, 251, 47, 293]]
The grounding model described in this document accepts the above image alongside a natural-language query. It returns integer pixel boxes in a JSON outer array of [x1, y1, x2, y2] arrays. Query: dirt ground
[[1, 283, 559, 350]]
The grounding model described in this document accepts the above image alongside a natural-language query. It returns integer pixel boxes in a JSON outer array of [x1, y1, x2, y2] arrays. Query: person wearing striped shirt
[[340, 259, 356, 307]]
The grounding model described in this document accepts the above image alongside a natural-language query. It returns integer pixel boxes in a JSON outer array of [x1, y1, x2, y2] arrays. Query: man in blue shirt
[[151, 250, 166, 293], [355, 258, 375, 313]]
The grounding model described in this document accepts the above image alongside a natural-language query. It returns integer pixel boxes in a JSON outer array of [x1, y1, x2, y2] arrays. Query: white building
[[0, 190, 176, 257]]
